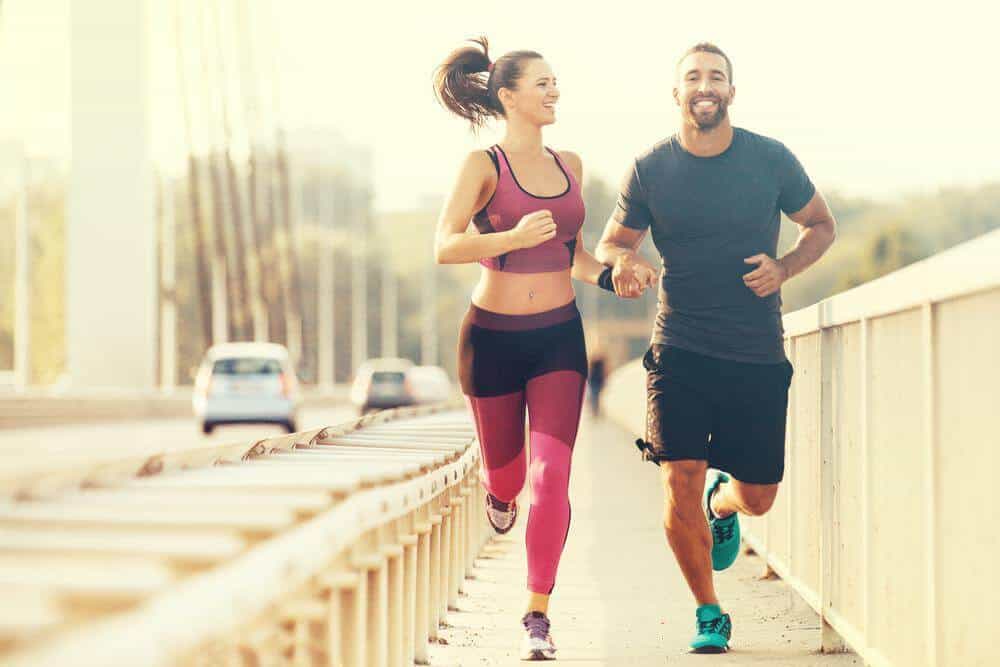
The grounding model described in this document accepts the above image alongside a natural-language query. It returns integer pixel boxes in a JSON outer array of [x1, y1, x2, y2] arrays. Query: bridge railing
[[1, 404, 488, 667], [603, 228, 1000, 667]]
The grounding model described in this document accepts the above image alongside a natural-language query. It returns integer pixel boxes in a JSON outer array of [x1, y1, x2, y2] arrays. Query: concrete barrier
[[0, 403, 490, 666], [602, 228, 1000, 667]]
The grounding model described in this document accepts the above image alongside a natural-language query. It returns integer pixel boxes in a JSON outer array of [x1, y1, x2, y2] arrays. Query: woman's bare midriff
[[470, 268, 575, 315]]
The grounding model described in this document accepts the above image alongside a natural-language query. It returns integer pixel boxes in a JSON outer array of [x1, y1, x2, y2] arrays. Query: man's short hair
[[676, 43, 733, 84]]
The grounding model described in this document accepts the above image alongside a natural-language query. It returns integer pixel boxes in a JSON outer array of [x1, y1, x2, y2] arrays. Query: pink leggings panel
[[467, 370, 585, 594]]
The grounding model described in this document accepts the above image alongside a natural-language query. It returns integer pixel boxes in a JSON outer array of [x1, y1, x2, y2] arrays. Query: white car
[[193, 343, 301, 434], [350, 358, 416, 414], [407, 365, 454, 405]]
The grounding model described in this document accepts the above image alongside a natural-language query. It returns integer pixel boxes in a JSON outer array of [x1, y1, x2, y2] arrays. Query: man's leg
[[709, 356, 793, 520], [710, 479, 780, 518], [660, 459, 718, 606], [643, 345, 732, 652]]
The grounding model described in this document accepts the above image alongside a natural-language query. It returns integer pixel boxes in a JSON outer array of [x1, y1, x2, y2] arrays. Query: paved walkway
[[429, 413, 860, 665]]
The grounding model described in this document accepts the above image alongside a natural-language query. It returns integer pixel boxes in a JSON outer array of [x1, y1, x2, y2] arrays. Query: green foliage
[[781, 182, 1000, 311]]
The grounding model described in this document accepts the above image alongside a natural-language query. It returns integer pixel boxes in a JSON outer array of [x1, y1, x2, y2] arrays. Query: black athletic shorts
[[642, 344, 793, 485]]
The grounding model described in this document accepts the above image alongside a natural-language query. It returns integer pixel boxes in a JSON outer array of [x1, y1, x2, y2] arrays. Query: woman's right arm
[[434, 151, 555, 264]]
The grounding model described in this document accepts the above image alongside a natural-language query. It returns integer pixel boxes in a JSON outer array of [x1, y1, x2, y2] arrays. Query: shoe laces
[[697, 613, 731, 637], [522, 612, 550, 641], [712, 517, 735, 543]]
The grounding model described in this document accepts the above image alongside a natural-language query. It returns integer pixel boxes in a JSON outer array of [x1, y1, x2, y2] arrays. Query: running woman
[[596, 43, 837, 653], [433, 36, 617, 660]]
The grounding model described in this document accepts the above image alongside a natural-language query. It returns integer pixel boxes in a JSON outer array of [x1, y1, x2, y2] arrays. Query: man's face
[[674, 52, 735, 130]]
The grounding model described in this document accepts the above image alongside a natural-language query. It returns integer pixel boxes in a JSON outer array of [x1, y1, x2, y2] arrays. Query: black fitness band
[[597, 266, 614, 292]]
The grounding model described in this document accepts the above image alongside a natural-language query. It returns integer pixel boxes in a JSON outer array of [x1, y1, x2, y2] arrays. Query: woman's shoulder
[[553, 149, 583, 181], [458, 148, 500, 181]]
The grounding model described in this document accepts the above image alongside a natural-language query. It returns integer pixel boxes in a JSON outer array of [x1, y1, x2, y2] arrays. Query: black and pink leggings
[[458, 301, 587, 594]]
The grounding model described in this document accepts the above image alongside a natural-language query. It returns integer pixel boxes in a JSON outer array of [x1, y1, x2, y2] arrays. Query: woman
[[433, 36, 616, 660]]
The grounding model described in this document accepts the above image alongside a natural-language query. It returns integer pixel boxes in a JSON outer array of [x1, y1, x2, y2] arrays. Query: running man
[[595, 42, 837, 653]]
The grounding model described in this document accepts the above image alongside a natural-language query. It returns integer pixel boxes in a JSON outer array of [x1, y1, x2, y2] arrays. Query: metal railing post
[[427, 498, 444, 640], [415, 504, 434, 663], [400, 518, 419, 667], [438, 498, 454, 622]]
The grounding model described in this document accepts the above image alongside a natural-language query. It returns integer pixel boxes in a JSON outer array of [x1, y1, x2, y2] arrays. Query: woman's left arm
[[572, 229, 612, 286], [560, 151, 613, 288]]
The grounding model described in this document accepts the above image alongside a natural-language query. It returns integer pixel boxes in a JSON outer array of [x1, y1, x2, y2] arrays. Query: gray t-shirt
[[614, 128, 815, 364]]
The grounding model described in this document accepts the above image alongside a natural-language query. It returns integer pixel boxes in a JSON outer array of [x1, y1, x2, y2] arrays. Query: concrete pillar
[[14, 149, 30, 390], [421, 262, 438, 366], [381, 248, 398, 359], [351, 188, 368, 373], [317, 184, 335, 389], [158, 175, 177, 391], [68, 0, 155, 390]]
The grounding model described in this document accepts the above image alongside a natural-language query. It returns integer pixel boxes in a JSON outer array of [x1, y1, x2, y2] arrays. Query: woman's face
[[499, 58, 559, 126]]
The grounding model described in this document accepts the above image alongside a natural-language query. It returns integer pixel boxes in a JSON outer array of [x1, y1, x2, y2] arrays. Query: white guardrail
[[603, 228, 1000, 667], [0, 404, 488, 667]]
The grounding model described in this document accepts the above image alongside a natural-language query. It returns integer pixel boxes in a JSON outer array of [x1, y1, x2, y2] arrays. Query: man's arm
[[781, 191, 837, 279], [595, 221, 657, 298], [743, 191, 837, 297]]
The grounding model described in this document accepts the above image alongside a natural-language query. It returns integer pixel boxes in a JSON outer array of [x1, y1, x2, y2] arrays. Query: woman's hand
[[508, 210, 557, 250], [612, 252, 657, 298]]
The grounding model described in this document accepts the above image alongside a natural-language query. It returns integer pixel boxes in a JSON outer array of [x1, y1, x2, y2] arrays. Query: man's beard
[[684, 96, 729, 130]]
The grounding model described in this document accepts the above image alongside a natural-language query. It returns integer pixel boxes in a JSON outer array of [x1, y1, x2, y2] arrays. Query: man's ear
[[672, 87, 680, 107]]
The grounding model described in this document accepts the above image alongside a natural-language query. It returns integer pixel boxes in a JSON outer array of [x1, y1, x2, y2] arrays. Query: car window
[[371, 371, 406, 383], [212, 358, 282, 376]]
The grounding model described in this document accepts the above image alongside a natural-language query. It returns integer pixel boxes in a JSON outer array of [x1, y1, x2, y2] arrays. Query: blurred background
[[1, 0, 998, 396]]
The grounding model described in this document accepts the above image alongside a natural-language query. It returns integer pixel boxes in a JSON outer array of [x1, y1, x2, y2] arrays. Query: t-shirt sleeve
[[777, 143, 816, 215], [611, 160, 654, 231]]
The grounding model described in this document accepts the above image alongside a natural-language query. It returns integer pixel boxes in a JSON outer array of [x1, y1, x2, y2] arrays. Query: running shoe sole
[[521, 649, 556, 661], [486, 495, 517, 535]]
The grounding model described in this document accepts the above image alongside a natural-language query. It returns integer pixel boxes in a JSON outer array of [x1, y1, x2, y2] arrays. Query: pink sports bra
[[473, 145, 586, 273]]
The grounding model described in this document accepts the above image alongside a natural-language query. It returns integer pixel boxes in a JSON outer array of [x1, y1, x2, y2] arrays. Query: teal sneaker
[[690, 603, 732, 653], [704, 470, 740, 571]]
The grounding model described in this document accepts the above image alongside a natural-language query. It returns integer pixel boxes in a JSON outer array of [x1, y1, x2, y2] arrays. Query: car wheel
[[201, 422, 214, 435], [283, 421, 297, 434]]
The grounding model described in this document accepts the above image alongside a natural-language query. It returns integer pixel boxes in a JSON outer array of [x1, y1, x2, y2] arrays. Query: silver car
[[193, 343, 301, 434], [350, 357, 416, 414]]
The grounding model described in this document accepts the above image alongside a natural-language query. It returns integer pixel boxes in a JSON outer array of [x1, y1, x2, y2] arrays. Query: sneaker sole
[[521, 649, 556, 660], [690, 645, 728, 654], [488, 504, 517, 535]]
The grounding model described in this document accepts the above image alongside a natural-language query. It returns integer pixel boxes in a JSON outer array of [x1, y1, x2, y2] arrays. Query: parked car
[[406, 365, 454, 405], [350, 358, 415, 414], [193, 342, 301, 434]]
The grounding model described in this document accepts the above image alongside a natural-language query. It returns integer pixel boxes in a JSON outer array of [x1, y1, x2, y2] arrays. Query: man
[[595, 43, 836, 653]]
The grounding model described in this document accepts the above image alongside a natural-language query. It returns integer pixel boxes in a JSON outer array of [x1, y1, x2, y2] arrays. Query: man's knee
[[661, 460, 707, 526]]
